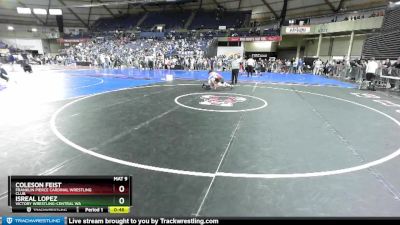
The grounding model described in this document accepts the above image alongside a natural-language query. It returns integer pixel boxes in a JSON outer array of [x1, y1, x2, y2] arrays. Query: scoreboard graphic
[[8, 176, 132, 213]]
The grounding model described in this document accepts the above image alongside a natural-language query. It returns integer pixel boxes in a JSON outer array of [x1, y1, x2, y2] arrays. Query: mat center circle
[[174, 92, 268, 112]]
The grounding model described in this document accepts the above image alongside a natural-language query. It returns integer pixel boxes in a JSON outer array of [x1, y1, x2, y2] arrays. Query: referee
[[231, 55, 241, 85]]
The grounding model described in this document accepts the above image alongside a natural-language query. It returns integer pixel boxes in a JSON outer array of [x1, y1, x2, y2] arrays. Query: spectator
[[246, 57, 255, 77], [383, 58, 392, 72], [313, 58, 323, 75], [297, 58, 304, 74], [8, 54, 15, 64], [365, 57, 379, 89], [0, 63, 9, 82], [391, 57, 400, 91]]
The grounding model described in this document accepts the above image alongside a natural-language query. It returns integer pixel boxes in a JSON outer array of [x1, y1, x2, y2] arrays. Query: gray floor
[[1, 81, 400, 216]]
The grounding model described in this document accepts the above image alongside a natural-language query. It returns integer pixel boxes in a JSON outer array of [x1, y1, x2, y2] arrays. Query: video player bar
[[11, 207, 112, 213]]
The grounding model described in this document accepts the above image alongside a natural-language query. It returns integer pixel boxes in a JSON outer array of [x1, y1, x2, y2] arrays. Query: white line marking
[[42, 95, 84, 104], [195, 81, 258, 216], [67, 86, 176, 121], [50, 86, 214, 177], [134, 106, 180, 130], [0, 157, 84, 201], [175, 93, 268, 113], [252, 82, 258, 92], [234, 82, 354, 88], [177, 83, 200, 86], [195, 114, 243, 216], [373, 100, 400, 107], [39, 156, 81, 176], [350, 93, 381, 99], [72, 77, 104, 90], [89, 105, 181, 151], [0, 191, 7, 200], [50, 84, 400, 179]]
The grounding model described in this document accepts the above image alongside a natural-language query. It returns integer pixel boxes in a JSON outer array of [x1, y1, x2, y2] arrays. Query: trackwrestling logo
[[2, 217, 64, 225], [199, 95, 247, 107]]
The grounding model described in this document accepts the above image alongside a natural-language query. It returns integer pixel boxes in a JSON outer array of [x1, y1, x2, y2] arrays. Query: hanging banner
[[285, 26, 311, 34], [57, 38, 90, 44], [227, 36, 282, 42], [245, 52, 269, 59]]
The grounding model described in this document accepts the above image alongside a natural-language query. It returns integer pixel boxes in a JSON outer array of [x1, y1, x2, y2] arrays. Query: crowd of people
[[1, 31, 400, 91], [317, 10, 386, 23], [310, 57, 400, 90], [56, 33, 310, 77], [339, 10, 385, 22], [59, 34, 213, 71]]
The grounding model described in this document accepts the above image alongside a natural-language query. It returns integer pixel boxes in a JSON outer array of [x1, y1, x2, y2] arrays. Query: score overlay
[[8, 176, 132, 213]]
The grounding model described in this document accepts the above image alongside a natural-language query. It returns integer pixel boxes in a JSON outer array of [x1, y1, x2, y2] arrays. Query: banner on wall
[[317, 24, 329, 33], [57, 38, 90, 44], [285, 26, 311, 34], [245, 52, 277, 59], [227, 36, 282, 42], [217, 46, 244, 57]]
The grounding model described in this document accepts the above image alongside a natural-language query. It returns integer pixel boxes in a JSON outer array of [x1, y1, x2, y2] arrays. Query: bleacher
[[189, 10, 250, 29], [92, 10, 251, 31], [189, 11, 219, 29], [93, 14, 145, 31], [140, 11, 191, 30], [381, 4, 400, 32], [263, 28, 280, 36], [362, 4, 400, 60]]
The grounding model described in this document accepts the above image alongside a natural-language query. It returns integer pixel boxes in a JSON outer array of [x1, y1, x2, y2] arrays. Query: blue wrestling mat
[[0, 68, 357, 101], [64, 68, 356, 95]]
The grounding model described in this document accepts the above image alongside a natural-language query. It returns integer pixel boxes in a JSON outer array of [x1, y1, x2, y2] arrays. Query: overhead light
[[17, 7, 31, 14], [32, 28, 38, 32], [49, 9, 62, 15], [33, 8, 47, 15], [8, 26, 14, 31]]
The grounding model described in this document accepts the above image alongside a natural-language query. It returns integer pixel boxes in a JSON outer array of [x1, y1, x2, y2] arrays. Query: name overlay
[[8, 176, 132, 213], [1, 217, 64, 225]]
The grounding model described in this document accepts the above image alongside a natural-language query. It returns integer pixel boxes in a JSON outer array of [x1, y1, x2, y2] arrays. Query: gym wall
[[303, 34, 366, 59]]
